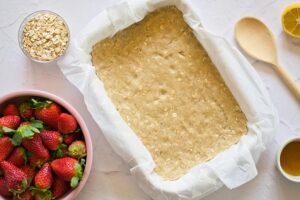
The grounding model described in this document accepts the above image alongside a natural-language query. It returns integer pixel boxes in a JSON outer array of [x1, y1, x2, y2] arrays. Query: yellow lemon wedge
[[282, 4, 300, 38]]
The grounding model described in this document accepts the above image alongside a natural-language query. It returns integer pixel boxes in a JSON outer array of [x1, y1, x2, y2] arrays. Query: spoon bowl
[[235, 17, 278, 65], [235, 17, 300, 100]]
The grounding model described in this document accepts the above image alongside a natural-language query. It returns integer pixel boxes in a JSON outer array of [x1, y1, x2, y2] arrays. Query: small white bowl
[[277, 137, 300, 182]]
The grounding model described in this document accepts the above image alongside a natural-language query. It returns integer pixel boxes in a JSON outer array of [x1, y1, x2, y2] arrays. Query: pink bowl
[[0, 89, 93, 200]]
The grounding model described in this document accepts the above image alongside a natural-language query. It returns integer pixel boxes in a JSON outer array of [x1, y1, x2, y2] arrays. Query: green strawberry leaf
[[74, 127, 81, 133], [41, 191, 53, 200], [22, 127, 37, 138], [12, 122, 42, 146], [29, 186, 37, 193], [14, 193, 21, 199], [74, 162, 83, 185], [51, 144, 68, 159], [10, 179, 29, 195], [52, 148, 64, 159], [30, 118, 44, 130], [74, 163, 83, 179], [56, 149, 64, 158], [22, 148, 28, 165], [30, 98, 52, 109], [79, 158, 86, 167], [21, 179, 28, 188], [30, 187, 53, 200], [12, 133, 23, 146], [70, 176, 79, 188], [0, 126, 16, 134], [78, 154, 87, 160], [30, 186, 49, 194], [27, 151, 33, 157]]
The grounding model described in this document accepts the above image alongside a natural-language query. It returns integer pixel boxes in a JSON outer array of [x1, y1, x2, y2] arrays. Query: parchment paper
[[58, 0, 278, 199]]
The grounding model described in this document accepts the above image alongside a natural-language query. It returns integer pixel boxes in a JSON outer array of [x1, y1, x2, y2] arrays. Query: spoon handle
[[274, 64, 300, 100]]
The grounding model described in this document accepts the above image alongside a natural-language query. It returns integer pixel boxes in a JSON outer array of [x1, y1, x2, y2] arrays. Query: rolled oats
[[21, 12, 69, 62]]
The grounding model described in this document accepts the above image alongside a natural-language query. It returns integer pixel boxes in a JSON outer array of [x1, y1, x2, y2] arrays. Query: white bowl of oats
[[18, 10, 70, 63]]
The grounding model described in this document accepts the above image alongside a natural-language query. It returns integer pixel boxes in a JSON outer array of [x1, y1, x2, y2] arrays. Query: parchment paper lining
[[58, 0, 278, 199]]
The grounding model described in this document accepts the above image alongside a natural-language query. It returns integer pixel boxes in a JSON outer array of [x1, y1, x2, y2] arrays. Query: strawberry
[[20, 121, 30, 126], [63, 132, 80, 145], [51, 157, 82, 188], [28, 154, 48, 168], [34, 163, 53, 189], [22, 134, 50, 161], [0, 115, 21, 130], [3, 103, 19, 116], [0, 161, 30, 194], [68, 140, 86, 158], [57, 113, 77, 134], [33, 191, 52, 200], [52, 176, 69, 199], [7, 147, 27, 167], [32, 99, 61, 130], [0, 177, 13, 197], [20, 165, 36, 182], [13, 189, 32, 200], [19, 102, 34, 120], [0, 136, 14, 161], [40, 130, 63, 150]]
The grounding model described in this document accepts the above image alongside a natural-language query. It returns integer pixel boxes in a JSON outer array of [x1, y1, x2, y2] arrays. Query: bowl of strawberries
[[0, 90, 92, 200]]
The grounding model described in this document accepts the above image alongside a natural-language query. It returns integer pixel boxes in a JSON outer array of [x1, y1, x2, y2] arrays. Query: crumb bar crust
[[92, 6, 247, 180]]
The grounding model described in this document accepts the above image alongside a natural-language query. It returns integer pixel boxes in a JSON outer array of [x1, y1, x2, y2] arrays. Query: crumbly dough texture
[[92, 6, 247, 180]]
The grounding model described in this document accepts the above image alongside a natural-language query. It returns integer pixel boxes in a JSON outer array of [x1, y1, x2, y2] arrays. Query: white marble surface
[[1, 0, 300, 199]]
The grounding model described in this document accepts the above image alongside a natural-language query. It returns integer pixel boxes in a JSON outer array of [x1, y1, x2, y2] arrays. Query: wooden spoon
[[235, 17, 300, 100]]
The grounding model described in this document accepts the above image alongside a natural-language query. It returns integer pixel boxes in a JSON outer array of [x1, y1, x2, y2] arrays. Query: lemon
[[281, 4, 300, 38]]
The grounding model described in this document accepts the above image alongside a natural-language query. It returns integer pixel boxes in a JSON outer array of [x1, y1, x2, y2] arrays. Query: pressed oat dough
[[92, 6, 247, 180]]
